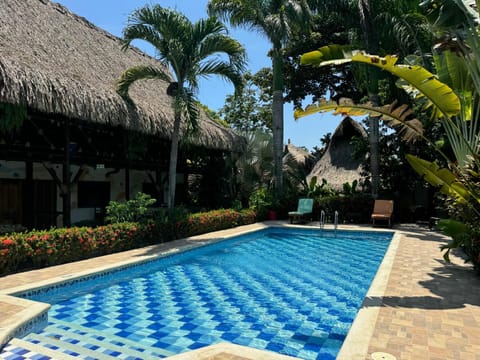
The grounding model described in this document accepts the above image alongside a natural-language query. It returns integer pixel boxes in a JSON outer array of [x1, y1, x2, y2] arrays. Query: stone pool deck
[[1, 222, 480, 360]]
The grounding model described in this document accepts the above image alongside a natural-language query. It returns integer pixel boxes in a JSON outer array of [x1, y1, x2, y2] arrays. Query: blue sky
[[54, 0, 342, 150]]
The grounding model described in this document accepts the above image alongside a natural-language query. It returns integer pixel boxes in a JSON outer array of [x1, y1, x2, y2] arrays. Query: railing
[[319, 210, 325, 229], [334, 210, 339, 233]]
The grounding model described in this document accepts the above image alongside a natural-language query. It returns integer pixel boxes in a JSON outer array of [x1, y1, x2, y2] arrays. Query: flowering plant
[[0, 208, 257, 275]]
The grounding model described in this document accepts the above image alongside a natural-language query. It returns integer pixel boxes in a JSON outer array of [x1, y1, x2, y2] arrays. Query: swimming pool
[[16, 227, 393, 360]]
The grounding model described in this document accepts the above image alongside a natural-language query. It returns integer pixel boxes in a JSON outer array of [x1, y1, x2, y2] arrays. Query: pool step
[[22, 332, 120, 359], [1, 338, 78, 359], [0, 320, 174, 360], [46, 319, 174, 357]]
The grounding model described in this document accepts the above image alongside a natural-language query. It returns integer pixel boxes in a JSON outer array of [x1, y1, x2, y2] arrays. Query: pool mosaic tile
[[7, 228, 391, 360]]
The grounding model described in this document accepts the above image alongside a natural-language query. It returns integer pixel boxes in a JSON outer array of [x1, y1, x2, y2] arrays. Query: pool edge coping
[[336, 229, 402, 360]]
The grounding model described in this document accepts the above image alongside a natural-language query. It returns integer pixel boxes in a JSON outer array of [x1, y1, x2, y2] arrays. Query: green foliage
[[172, 208, 257, 239], [248, 188, 274, 219], [231, 199, 243, 211], [437, 219, 480, 270], [208, 0, 312, 201], [197, 103, 227, 127], [301, 176, 335, 198], [219, 69, 273, 132], [235, 129, 273, 204], [317, 194, 374, 224], [342, 180, 359, 195], [105, 192, 157, 224]]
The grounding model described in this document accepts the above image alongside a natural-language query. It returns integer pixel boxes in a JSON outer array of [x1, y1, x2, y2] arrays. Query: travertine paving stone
[[366, 225, 480, 360]]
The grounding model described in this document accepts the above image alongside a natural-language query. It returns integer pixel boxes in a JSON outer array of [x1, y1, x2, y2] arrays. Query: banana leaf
[[294, 98, 423, 142], [405, 154, 471, 202], [300, 46, 461, 119], [437, 218, 471, 262]]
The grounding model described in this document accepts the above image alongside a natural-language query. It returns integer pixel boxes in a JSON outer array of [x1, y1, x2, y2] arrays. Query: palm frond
[[208, 0, 260, 28], [116, 65, 170, 102], [196, 61, 244, 95], [195, 34, 247, 73], [294, 97, 424, 143]]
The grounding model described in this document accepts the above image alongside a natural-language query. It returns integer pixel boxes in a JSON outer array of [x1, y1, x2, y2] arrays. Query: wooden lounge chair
[[288, 198, 314, 224], [371, 199, 394, 227]]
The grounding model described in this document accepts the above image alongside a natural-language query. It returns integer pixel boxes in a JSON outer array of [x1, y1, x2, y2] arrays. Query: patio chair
[[371, 199, 394, 227], [288, 198, 314, 224]]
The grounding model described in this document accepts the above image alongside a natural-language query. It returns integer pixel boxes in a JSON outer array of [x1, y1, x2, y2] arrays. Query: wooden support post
[[23, 160, 34, 229], [124, 132, 130, 200], [62, 119, 71, 227]]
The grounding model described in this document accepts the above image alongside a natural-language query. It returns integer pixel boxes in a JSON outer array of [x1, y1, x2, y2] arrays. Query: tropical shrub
[[174, 208, 257, 239], [105, 192, 157, 224], [0, 235, 25, 274], [317, 194, 374, 224], [248, 187, 274, 220], [0, 208, 257, 276]]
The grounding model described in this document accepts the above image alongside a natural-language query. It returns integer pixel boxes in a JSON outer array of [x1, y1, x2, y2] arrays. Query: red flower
[[2, 238, 14, 247]]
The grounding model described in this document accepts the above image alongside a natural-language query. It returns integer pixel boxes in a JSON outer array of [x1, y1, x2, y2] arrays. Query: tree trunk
[[368, 113, 380, 198], [167, 111, 181, 210], [272, 52, 284, 201], [359, 0, 380, 198]]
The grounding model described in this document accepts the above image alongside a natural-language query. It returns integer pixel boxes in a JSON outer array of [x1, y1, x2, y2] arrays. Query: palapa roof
[[283, 141, 313, 165], [307, 117, 367, 191], [0, 0, 244, 152]]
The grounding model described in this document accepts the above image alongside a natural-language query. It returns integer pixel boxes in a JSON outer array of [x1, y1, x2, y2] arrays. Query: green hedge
[[0, 208, 257, 276], [316, 194, 375, 223]]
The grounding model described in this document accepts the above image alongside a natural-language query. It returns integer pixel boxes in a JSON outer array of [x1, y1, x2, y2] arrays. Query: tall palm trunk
[[359, 0, 380, 198], [272, 49, 284, 200], [368, 93, 380, 198], [167, 110, 181, 210]]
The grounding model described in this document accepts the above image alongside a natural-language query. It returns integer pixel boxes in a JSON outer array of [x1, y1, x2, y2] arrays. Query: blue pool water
[[20, 228, 392, 360]]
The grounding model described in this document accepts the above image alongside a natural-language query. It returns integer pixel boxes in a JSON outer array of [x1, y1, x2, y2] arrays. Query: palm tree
[[208, 0, 311, 201], [116, 5, 246, 210]]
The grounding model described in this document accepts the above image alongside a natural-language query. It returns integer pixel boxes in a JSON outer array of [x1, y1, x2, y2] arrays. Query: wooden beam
[[62, 119, 71, 227]]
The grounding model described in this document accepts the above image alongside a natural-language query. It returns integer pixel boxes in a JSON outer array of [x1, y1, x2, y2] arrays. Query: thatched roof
[[0, 0, 244, 152], [307, 117, 367, 190], [283, 141, 313, 165]]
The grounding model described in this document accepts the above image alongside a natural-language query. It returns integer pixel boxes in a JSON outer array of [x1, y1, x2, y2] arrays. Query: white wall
[[0, 160, 163, 225]]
